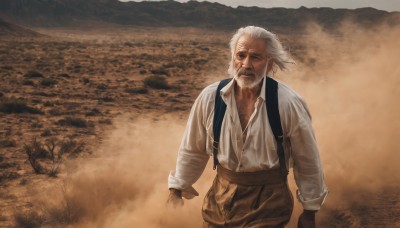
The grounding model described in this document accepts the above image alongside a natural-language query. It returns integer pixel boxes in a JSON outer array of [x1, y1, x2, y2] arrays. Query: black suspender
[[212, 78, 232, 170], [266, 77, 289, 176], [212, 77, 288, 177]]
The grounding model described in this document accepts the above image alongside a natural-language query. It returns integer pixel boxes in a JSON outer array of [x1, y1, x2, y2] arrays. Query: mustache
[[236, 68, 255, 76]]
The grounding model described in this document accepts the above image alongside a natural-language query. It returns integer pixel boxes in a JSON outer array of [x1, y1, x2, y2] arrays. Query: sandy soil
[[1, 26, 399, 227]]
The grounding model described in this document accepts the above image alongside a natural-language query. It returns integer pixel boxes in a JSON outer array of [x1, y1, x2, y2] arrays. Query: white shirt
[[168, 77, 328, 210]]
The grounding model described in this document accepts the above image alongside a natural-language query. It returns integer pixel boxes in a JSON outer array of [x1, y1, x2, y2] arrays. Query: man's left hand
[[298, 210, 316, 228]]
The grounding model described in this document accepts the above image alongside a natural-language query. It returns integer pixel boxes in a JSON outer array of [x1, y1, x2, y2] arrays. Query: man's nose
[[242, 57, 252, 68]]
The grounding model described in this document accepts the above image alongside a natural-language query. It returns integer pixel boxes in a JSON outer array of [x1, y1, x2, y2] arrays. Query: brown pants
[[202, 166, 293, 228]]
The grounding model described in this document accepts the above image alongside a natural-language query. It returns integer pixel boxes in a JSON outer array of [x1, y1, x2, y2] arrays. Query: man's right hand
[[167, 188, 184, 208]]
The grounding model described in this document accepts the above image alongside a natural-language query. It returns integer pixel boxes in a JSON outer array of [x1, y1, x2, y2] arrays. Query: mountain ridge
[[0, 17, 42, 36], [0, 0, 399, 31]]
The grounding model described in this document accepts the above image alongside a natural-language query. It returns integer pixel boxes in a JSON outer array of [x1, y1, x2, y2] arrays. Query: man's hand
[[167, 188, 184, 208], [298, 210, 316, 228]]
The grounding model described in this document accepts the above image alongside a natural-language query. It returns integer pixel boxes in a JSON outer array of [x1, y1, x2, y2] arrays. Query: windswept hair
[[228, 26, 293, 76]]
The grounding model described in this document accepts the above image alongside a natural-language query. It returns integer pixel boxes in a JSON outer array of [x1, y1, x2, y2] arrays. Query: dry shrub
[[14, 211, 44, 228], [41, 78, 58, 87], [124, 87, 149, 94], [0, 139, 16, 148], [24, 138, 47, 174], [24, 70, 43, 78], [0, 96, 43, 114], [24, 137, 84, 176], [21, 79, 35, 86], [85, 108, 102, 116], [151, 67, 170, 76], [144, 75, 172, 90], [58, 116, 90, 128]]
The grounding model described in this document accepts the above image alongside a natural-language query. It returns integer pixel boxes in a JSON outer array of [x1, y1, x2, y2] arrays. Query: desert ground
[[1, 24, 400, 227]]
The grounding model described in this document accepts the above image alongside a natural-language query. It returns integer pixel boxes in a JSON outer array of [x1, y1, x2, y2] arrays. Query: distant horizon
[[118, 0, 400, 12]]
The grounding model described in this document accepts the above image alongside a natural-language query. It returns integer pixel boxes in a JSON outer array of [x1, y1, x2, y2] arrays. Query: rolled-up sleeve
[[168, 88, 213, 199], [287, 96, 328, 210]]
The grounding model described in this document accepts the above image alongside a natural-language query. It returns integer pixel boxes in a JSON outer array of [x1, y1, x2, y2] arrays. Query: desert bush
[[58, 117, 89, 128], [41, 129, 52, 137], [100, 96, 114, 102], [58, 73, 71, 78], [96, 83, 108, 90], [144, 75, 172, 90], [0, 97, 43, 114], [81, 78, 90, 84], [14, 211, 44, 228], [30, 122, 43, 128], [1, 65, 13, 70], [48, 108, 62, 116], [124, 41, 134, 47], [124, 87, 148, 94], [32, 91, 56, 97], [98, 118, 112, 125], [43, 101, 53, 107], [60, 137, 84, 157], [45, 138, 63, 177], [194, 58, 208, 65], [23, 57, 33, 62], [0, 139, 16, 148], [24, 70, 43, 78], [150, 67, 170, 76], [31, 98, 42, 104], [41, 78, 57, 87], [24, 137, 84, 176], [73, 65, 82, 73], [166, 97, 181, 103], [85, 108, 101, 116], [24, 138, 47, 174], [197, 46, 210, 51], [162, 62, 187, 69], [22, 79, 35, 86]]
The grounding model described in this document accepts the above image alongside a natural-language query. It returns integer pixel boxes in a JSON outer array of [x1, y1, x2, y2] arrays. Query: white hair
[[228, 26, 293, 76]]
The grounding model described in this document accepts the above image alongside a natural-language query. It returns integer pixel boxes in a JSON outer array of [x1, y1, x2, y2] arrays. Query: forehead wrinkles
[[235, 35, 267, 55]]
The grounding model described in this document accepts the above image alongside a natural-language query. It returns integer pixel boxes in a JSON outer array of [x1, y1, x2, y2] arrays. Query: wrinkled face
[[233, 35, 269, 89]]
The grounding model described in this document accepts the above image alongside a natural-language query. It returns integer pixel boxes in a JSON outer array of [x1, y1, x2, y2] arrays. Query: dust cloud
[[37, 21, 400, 227], [39, 115, 214, 228], [282, 21, 400, 225]]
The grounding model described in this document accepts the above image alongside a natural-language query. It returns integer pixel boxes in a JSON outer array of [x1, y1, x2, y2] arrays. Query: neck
[[234, 81, 262, 100]]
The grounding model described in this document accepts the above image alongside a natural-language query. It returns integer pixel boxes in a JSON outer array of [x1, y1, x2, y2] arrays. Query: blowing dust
[[38, 22, 400, 227]]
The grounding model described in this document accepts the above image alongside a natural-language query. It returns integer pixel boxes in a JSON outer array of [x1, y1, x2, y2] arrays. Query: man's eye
[[236, 54, 245, 59]]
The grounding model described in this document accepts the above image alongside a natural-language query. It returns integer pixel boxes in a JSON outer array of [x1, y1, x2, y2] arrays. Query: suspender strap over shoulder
[[212, 78, 231, 170], [212, 77, 288, 176], [266, 77, 288, 176]]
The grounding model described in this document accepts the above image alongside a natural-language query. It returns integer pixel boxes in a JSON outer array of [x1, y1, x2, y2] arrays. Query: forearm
[[290, 112, 328, 210]]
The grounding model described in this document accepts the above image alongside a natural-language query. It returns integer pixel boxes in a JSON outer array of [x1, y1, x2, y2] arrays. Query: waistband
[[217, 164, 286, 186]]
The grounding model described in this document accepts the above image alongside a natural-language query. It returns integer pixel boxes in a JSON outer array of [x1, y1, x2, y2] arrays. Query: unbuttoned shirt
[[168, 77, 328, 210]]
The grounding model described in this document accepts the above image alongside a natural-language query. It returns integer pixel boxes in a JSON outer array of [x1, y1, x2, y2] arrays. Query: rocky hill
[[0, 17, 41, 36], [0, 0, 399, 31]]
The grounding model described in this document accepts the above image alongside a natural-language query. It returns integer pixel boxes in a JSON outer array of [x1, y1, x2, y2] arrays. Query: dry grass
[[0, 27, 227, 226]]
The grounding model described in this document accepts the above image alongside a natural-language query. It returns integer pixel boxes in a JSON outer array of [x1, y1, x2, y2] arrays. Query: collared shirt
[[168, 77, 328, 210]]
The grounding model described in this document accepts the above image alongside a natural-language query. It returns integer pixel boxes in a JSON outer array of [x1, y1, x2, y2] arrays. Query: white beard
[[234, 65, 267, 89]]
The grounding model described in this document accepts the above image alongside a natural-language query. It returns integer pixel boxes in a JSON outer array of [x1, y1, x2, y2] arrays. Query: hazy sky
[[119, 0, 400, 12]]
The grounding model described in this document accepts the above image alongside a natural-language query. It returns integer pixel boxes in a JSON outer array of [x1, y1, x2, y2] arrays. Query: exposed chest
[[236, 98, 258, 131]]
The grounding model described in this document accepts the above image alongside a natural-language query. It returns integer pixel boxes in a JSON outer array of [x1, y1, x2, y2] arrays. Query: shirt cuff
[[296, 189, 329, 210], [168, 171, 199, 199]]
